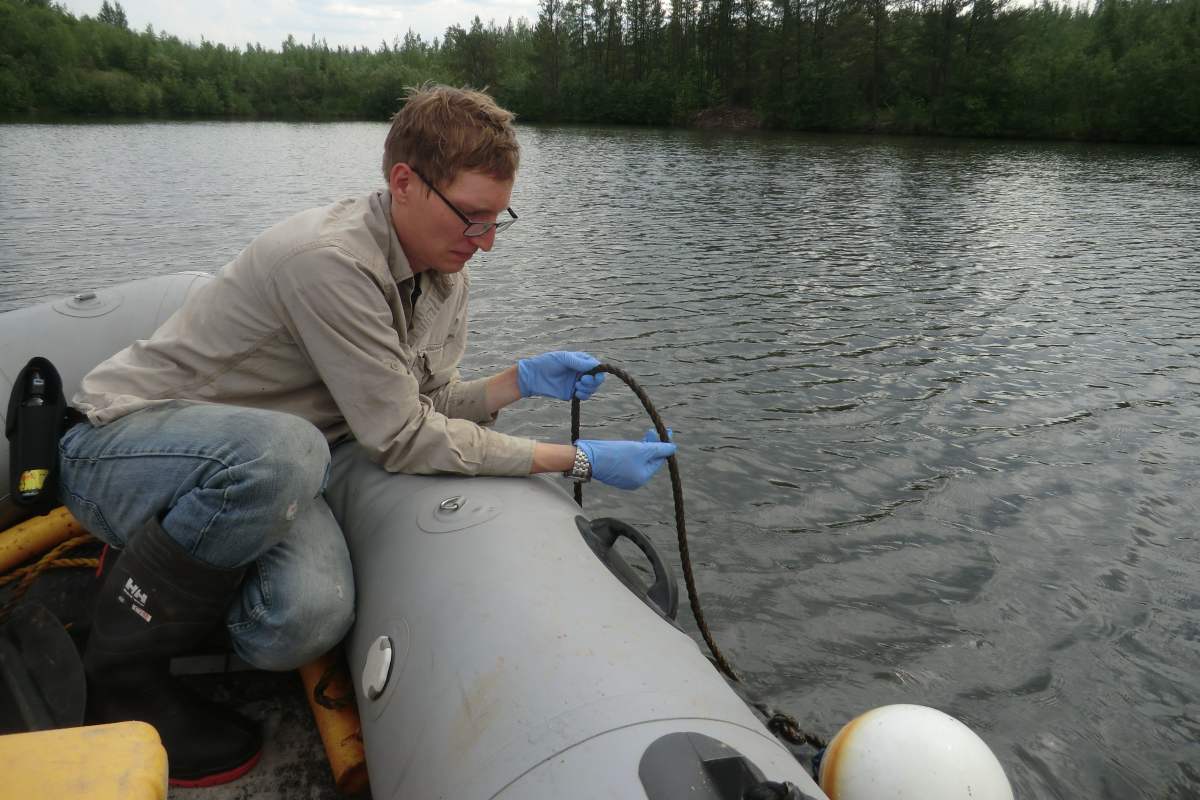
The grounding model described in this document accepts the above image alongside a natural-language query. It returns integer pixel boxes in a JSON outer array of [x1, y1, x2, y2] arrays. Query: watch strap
[[564, 445, 592, 482]]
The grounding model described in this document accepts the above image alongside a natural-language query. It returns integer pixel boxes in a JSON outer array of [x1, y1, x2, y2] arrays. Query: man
[[59, 84, 675, 787]]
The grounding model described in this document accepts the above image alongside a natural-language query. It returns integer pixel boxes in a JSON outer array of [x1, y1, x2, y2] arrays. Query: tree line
[[1, 0, 1196, 143]]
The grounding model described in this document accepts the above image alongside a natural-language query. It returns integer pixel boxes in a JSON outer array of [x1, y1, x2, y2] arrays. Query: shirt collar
[[372, 189, 415, 285]]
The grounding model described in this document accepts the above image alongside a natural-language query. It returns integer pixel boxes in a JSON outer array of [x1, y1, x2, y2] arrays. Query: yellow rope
[[0, 533, 98, 622], [0, 556, 100, 588]]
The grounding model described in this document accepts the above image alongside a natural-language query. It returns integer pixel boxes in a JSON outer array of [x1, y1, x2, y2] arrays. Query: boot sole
[[167, 748, 262, 788]]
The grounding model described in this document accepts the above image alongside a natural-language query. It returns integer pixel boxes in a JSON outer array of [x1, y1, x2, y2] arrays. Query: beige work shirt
[[73, 190, 536, 476]]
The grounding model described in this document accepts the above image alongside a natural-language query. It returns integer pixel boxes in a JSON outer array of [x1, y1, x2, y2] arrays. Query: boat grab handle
[[581, 517, 679, 621]]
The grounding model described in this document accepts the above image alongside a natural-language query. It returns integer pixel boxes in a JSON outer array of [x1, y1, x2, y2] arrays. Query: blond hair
[[382, 84, 519, 188]]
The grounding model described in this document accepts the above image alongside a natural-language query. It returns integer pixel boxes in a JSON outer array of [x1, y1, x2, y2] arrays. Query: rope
[[0, 534, 98, 622], [572, 363, 738, 681], [570, 365, 829, 752], [0, 557, 99, 587], [744, 781, 821, 800], [759, 705, 829, 749]]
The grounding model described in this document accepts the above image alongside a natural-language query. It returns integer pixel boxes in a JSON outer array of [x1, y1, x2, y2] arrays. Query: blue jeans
[[59, 401, 356, 671]]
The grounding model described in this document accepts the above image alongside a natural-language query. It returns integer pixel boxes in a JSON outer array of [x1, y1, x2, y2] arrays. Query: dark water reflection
[[3, 122, 1199, 798]]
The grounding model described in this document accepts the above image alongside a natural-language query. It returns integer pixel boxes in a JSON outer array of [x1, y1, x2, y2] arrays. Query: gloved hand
[[642, 427, 672, 444], [517, 351, 605, 401], [577, 437, 677, 490]]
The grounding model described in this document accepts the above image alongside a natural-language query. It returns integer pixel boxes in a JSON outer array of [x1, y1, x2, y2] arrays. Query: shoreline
[[2, 110, 1196, 149]]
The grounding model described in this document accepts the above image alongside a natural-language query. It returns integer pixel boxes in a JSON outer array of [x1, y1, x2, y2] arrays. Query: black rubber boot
[[84, 519, 262, 787]]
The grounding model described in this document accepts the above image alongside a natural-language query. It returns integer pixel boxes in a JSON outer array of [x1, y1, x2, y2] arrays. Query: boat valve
[[362, 635, 394, 701]]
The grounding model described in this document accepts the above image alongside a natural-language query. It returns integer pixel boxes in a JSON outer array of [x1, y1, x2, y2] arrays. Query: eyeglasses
[[410, 167, 518, 238]]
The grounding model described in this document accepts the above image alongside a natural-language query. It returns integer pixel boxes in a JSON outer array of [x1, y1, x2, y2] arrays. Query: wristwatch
[[564, 445, 592, 483]]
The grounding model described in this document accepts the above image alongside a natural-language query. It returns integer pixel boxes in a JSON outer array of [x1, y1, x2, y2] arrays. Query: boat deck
[[170, 670, 357, 800], [1, 556, 362, 799]]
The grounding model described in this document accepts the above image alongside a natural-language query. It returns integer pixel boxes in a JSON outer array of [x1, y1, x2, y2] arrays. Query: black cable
[[570, 364, 831, 753]]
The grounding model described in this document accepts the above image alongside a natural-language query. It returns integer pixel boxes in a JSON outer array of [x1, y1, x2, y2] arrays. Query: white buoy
[[819, 704, 1014, 800]]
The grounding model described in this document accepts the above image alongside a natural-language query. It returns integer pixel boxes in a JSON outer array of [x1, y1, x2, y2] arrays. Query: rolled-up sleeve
[[267, 248, 535, 476], [427, 375, 495, 425]]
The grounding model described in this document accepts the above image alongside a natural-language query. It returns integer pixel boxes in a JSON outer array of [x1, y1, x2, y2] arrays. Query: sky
[[57, 0, 542, 51]]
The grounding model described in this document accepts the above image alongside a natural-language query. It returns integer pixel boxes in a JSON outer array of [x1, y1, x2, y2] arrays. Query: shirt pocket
[[416, 343, 448, 386]]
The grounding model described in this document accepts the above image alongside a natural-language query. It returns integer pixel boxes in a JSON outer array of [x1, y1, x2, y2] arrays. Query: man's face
[[390, 165, 515, 275]]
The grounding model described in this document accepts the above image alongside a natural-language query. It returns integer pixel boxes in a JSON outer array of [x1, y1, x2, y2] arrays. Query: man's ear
[[389, 162, 414, 202]]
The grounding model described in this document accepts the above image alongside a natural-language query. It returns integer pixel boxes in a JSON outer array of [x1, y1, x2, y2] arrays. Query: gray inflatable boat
[[1, 273, 830, 799]]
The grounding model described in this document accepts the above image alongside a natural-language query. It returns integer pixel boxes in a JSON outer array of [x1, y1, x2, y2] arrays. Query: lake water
[[2, 122, 1198, 798]]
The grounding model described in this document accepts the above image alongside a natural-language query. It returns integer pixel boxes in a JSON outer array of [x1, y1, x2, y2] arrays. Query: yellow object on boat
[[0, 721, 168, 800], [299, 649, 369, 796], [0, 506, 87, 574]]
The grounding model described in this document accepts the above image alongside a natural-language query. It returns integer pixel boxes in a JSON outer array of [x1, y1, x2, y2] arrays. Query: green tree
[[533, 0, 566, 117], [97, 0, 127, 29], [444, 17, 500, 88], [0, 0, 1193, 143]]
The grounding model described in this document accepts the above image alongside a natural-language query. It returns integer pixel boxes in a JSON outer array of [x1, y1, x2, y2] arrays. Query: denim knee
[[232, 585, 355, 672], [226, 491, 352, 670]]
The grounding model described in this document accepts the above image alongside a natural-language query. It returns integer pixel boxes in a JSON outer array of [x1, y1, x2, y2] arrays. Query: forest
[[1, 0, 1196, 143]]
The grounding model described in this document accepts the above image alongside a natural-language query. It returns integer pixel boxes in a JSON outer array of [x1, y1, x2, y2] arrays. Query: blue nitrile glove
[[576, 439, 677, 490], [642, 427, 673, 443], [517, 351, 605, 400]]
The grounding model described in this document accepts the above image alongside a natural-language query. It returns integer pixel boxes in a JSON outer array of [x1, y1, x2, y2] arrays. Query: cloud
[[322, 3, 409, 22], [56, 0, 537, 50]]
